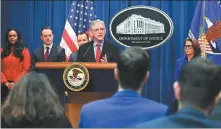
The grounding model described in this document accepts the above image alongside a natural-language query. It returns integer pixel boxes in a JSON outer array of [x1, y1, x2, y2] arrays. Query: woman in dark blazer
[[1, 72, 72, 128]]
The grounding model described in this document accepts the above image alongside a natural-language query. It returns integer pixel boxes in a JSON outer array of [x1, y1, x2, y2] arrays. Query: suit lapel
[[40, 46, 45, 62], [100, 42, 107, 58], [89, 41, 96, 62], [100, 41, 107, 59]]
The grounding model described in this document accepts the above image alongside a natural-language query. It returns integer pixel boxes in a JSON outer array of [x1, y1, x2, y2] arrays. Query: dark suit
[[76, 40, 119, 92], [31, 44, 65, 104], [79, 90, 168, 128], [69, 52, 78, 62], [137, 107, 221, 128], [77, 40, 119, 62], [31, 44, 65, 69]]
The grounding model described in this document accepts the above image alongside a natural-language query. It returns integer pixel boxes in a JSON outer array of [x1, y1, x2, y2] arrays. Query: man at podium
[[77, 19, 119, 63], [75, 19, 120, 92]]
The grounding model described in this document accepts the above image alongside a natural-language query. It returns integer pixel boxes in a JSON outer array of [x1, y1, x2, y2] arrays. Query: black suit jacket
[[77, 40, 119, 62], [69, 51, 78, 62], [31, 44, 65, 69]]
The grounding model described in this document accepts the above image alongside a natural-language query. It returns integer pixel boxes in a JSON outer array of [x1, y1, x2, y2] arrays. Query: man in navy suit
[[77, 19, 119, 63], [78, 47, 168, 128], [137, 58, 221, 128], [76, 19, 120, 92], [31, 26, 65, 104], [31, 26, 65, 69]]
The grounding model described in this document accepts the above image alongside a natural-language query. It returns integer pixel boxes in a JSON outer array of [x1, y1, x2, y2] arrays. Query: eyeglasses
[[184, 45, 193, 49], [92, 28, 105, 32]]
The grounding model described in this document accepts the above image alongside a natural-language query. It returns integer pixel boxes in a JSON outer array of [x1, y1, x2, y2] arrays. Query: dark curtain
[[1, 0, 198, 105]]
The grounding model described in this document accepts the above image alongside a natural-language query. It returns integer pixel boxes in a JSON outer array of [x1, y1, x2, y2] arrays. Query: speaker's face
[[91, 22, 106, 42]]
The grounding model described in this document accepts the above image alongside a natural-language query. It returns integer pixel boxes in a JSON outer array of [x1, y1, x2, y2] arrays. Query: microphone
[[81, 43, 92, 62]]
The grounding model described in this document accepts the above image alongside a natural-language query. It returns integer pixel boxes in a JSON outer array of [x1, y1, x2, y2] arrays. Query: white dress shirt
[[43, 43, 53, 55]]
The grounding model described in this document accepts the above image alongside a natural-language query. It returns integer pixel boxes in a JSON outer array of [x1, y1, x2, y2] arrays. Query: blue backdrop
[[1, 0, 198, 106]]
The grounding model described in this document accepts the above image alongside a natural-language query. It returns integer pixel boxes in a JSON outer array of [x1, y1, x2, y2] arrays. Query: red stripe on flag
[[62, 29, 78, 52]]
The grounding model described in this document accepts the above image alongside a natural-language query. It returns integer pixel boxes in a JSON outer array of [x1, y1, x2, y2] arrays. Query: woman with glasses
[[167, 38, 201, 115], [174, 38, 201, 81]]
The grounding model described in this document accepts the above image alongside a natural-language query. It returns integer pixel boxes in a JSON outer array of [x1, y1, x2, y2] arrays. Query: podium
[[36, 62, 118, 127]]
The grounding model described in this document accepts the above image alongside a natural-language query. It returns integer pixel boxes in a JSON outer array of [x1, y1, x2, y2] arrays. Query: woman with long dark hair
[[1, 72, 72, 128], [1, 29, 31, 102]]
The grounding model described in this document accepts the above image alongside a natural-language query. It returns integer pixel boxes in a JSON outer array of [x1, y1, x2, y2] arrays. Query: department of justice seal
[[109, 5, 174, 49], [63, 63, 89, 91]]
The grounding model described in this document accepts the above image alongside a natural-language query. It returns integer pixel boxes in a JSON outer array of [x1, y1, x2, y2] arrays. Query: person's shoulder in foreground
[[80, 91, 168, 119], [138, 58, 221, 128], [137, 107, 221, 128]]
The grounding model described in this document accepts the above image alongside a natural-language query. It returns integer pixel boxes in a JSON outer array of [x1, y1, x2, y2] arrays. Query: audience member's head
[[115, 47, 150, 92], [174, 58, 221, 115], [89, 19, 106, 43], [41, 26, 54, 45], [1, 72, 64, 126], [77, 32, 89, 46]]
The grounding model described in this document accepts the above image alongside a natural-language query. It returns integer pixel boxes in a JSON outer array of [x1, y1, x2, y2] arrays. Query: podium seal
[[63, 63, 89, 91]]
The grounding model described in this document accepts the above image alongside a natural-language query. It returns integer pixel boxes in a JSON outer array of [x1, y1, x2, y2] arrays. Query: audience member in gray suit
[[31, 26, 65, 70], [69, 32, 89, 62]]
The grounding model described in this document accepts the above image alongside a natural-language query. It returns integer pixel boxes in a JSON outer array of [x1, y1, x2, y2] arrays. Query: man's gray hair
[[89, 19, 105, 30]]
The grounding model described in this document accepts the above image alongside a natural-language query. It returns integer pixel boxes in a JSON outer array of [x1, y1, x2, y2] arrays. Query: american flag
[[60, 0, 97, 59]]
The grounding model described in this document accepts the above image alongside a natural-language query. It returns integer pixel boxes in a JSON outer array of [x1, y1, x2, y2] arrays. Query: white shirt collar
[[93, 40, 104, 48], [43, 43, 53, 50]]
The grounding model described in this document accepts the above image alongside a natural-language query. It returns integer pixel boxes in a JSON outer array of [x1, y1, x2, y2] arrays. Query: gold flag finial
[[199, 34, 207, 59]]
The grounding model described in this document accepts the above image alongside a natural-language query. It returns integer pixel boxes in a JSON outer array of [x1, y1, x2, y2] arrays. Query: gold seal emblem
[[63, 63, 89, 91]]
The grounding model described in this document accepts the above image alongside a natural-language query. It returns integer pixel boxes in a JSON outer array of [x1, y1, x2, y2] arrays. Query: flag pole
[[201, 0, 207, 59]]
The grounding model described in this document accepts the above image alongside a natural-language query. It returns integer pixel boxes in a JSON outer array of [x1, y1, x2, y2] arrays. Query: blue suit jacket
[[174, 56, 188, 81], [137, 107, 221, 128], [78, 90, 168, 128]]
